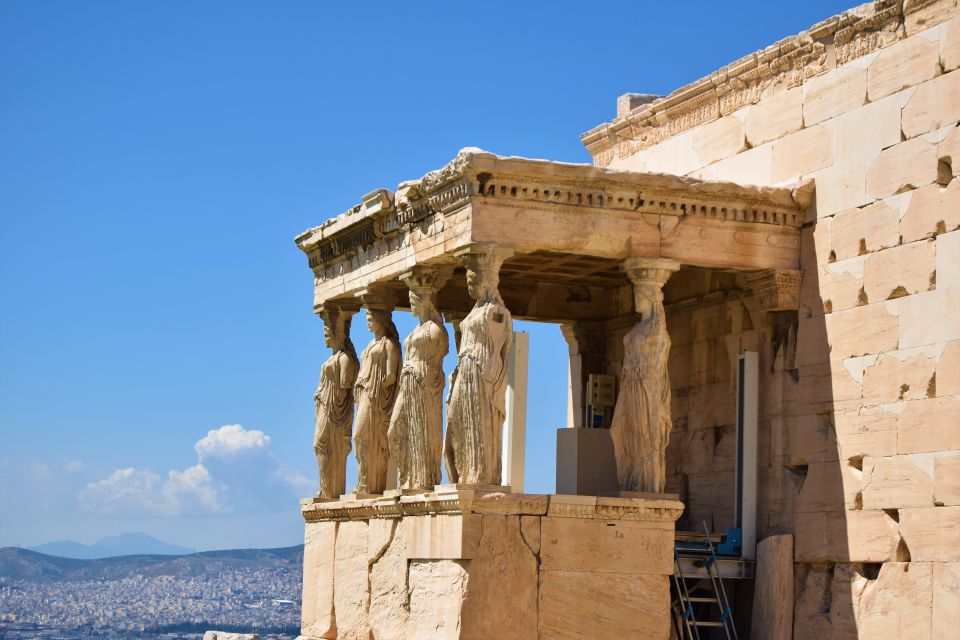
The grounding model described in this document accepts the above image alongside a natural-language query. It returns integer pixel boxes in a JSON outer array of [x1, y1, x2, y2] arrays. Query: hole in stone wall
[[883, 508, 900, 523], [937, 157, 953, 186], [896, 537, 911, 562], [861, 562, 882, 580], [887, 285, 908, 300], [847, 456, 863, 471], [785, 464, 809, 491]]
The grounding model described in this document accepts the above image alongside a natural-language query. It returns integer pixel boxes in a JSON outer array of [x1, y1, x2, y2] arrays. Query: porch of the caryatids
[[609, 257, 680, 493], [387, 264, 452, 492], [312, 302, 360, 499], [444, 243, 515, 487], [352, 286, 402, 495]]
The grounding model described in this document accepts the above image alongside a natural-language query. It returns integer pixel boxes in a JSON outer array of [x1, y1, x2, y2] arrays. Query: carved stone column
[[444, 243, 515, 487], [388, 265, 452, 491], [313, 302, 360, 499], [609, 258, 680, 493], [744, 269, 802, 373], [353, 287, 402, 495]]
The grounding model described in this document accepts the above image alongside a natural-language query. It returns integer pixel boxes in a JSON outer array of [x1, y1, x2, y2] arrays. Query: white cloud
[[79, 464, 225, 516], [269, 464, 312, 492], [78, 423, 307, 518], [195, 424, 270, 460]]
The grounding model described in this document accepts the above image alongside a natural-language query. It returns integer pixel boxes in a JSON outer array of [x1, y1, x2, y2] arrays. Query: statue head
[[634, 285, 662, 319], [320, 306, 356, 357], [366, 307, 400, 341], [461, 249, 508, 303]]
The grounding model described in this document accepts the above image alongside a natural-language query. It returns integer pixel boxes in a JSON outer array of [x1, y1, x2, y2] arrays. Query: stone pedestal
[[298, 489, 683, 640]]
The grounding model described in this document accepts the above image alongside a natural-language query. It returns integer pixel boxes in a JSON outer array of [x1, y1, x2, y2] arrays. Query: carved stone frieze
[[581, 0, 906, 165], [300, 491, 681, 523], [744, 269, 803, 312]]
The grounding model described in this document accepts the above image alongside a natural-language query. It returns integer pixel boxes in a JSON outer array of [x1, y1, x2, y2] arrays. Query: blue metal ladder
[[671, 522, 739, 640]]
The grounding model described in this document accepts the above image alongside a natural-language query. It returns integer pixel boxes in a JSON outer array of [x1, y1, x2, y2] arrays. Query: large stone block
[[824, 302, 900, 358], [405, 514, 481, 560], [868, 31, 941, 101], [900, 180, 960, 244], [937, 229, 960, 289], [861, 348, 938, 406], [792, 562, 870, 640], [899, 288, 960, 348], [833, 92, 903, 162], [861, 455, 935, 509], [810, 159, 870, 218], [694, 142, 773, 186], [794, 509, 902, 563], [751, 534, 793, 640], [406, 560, 467, 640], [937, 340, 960, 396], [745, 87, 803, 148], [902, 70, 960, 138], [301, 521, 337, 640], [831, 199, 900, 262], [795, 460, 861, 514], [863, 240, 936, 303], [935, 453, 960, 505], [539, 516, 673, 575], [944, 16, 960, 72], [333, 520, 370, 640], [538, 571, 670, 640], [933, 562, 960, 639], [368, 519, 407, 640], [835, 406, 899, 459], [867, 137, 940, 200], [905, 0, 959, 35], [460, 516, 538, 640], [900, 506, 960, 560], [692, 115, 746, 167], [858, 562, 933, 638], [803, 65, 867, 126], [898, 396, 960, 454], [771, 124, 832, 184]]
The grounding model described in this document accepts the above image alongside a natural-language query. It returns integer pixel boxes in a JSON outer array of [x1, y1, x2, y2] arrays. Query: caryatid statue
[[387, 266, 451, 491], [313, 304, 359, 499], [353, 290, 402, 495], [445, 245, 514, 486], [609, 258, 680, 493]]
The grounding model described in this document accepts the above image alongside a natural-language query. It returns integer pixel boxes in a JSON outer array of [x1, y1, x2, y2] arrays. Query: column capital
[[399, 263, 453, 294], [621, 258, 681, 289], [453, 242, 515, 273], [744, 268, 803, 312], [356, 285, 399, 311], [316, 299, 361, 320]]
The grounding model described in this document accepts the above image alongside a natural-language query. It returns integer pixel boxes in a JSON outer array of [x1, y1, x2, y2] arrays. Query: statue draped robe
[[314, 350, 358, 498], [445, 300, 512, 485], [388, 320, 448, 490], [354, 335, 401, 494], [609, 304, 673, 492]]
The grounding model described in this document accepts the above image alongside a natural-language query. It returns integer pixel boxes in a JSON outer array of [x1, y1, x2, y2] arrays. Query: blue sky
[[0, 0, 854, 551]]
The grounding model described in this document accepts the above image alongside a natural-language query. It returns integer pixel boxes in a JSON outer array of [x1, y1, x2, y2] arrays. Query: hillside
[[29, 532, 194, 559], [0, 545, 303, 582]]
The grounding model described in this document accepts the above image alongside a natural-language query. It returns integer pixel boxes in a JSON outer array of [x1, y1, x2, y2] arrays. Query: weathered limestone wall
[[586, 1, 960, 637], [298, 491, 682, 640]]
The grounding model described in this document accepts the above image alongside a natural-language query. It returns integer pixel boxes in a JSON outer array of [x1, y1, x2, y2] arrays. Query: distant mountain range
[[28, 532, 194, 559], [0, 544, 303, 582]]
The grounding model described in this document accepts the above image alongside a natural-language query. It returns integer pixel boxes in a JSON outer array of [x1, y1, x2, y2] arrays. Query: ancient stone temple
[[294, 1, 960, 638]]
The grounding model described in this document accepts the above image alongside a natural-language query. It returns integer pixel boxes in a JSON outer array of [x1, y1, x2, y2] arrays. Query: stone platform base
[[299, 487, 683, 640]]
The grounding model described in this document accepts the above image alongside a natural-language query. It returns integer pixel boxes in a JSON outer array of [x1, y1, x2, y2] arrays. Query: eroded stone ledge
[[300, 489, 684, 523]]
